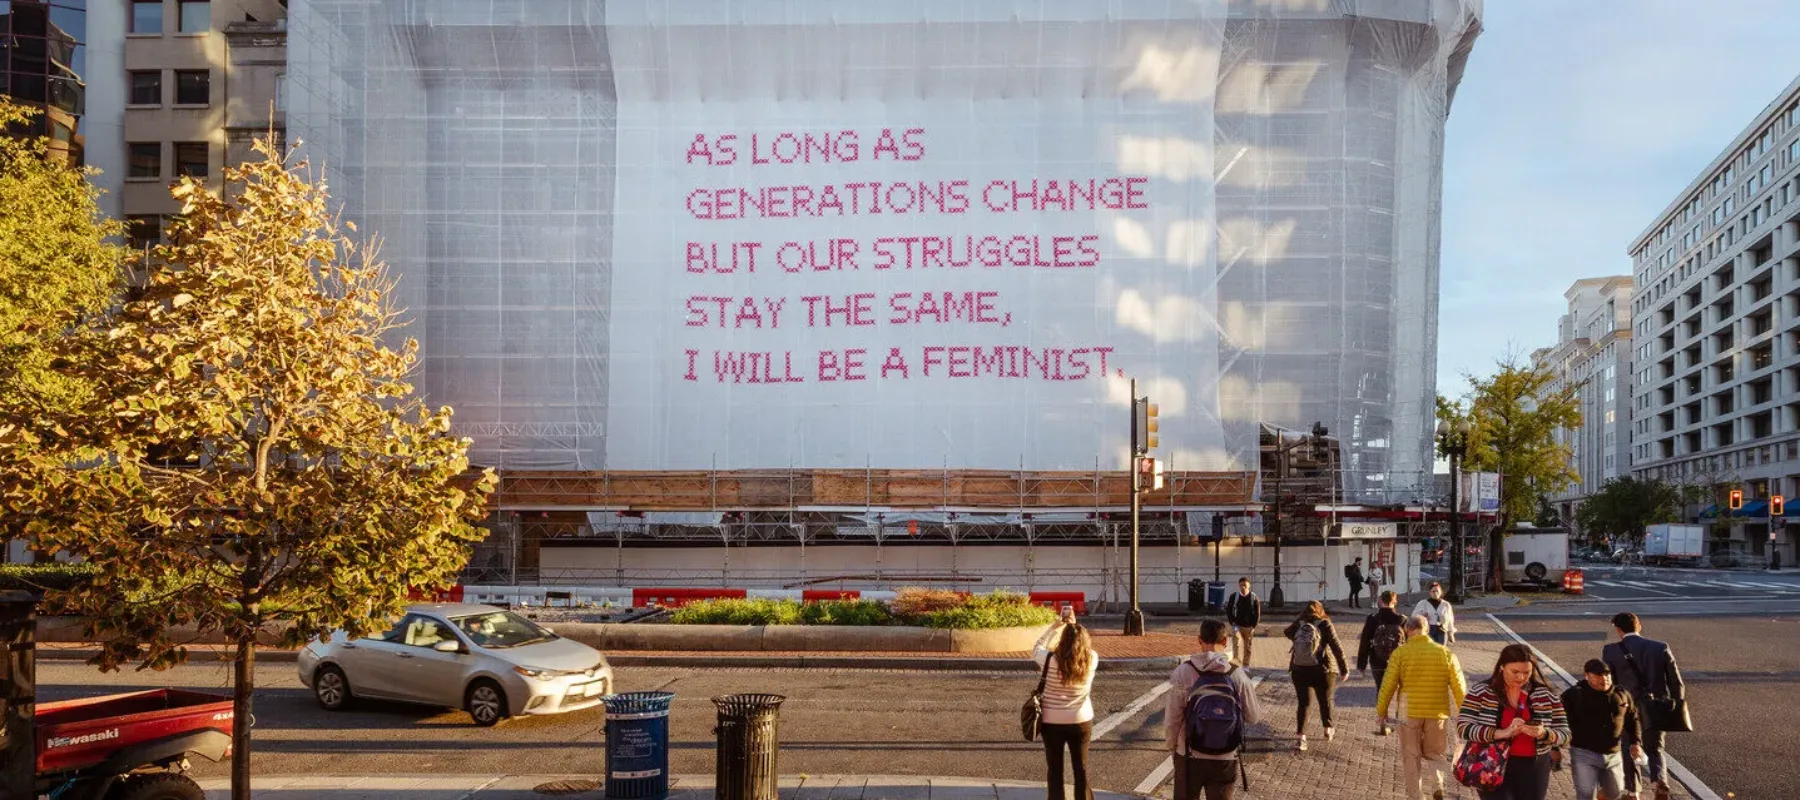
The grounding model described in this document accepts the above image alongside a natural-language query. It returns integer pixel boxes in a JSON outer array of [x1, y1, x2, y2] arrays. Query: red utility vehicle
[[32, 688, 232, 800]]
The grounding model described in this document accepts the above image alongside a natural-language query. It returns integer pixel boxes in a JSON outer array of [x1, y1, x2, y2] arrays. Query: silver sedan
[[297, 603, 613, 726]]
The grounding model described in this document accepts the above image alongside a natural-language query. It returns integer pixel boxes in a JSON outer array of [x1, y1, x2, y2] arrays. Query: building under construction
[[285, 0, 1484, 598]]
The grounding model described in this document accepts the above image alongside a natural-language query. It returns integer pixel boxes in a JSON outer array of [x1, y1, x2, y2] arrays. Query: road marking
[[1643, 581, 1688, 588], [1093, 680, 1173, 740], [1485, 614, 1724, 800], [455, 777, 507, 800], [1135, 757, 1175, 795], [1133, 676, 1263, 797], [1612, 584, 1679, 597]]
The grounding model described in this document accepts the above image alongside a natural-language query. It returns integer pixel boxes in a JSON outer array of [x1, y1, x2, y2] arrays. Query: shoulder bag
[[1021, 655, 1054, 741], [1621, 647, 1693, 733], [1454, 690, 1516, 791]]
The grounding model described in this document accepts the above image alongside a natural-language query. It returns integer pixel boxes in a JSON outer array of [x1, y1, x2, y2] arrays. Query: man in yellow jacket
[[1376, 614, 1468, 800]]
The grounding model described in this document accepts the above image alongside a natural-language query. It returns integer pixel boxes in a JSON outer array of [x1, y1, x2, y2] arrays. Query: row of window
[[128, 68, 208, 106], [130, 0, 209, 35], [1634, 179, 1798, 316], [127, 140, 208, 180], [1635, 102, 1800, 277]]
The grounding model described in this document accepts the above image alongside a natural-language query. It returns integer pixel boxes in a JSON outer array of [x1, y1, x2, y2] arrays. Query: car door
[[395, 615, 474, 707], [348, 614, 433, 700]]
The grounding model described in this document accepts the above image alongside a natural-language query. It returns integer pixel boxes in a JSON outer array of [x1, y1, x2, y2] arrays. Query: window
[[125, 216, 161, 250], [131, 0, 163, 34], [274, 73, 287, 112], [129, 71, 161, 106], [128, 143, 160, 178], [178, 0, 209, 33], [174, 142, 208, 177], [174, 70, 209, 105]]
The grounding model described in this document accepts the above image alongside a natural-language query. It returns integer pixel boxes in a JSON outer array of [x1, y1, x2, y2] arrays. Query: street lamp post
[[1436, 419, 1471, 604]]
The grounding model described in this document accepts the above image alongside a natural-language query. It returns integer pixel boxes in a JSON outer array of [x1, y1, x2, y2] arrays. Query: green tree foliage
[[1573, 477, 1680, 547], [0, 99, 125, 445], [0, 136, 495, 800], [1438, 354, 1582, 588]]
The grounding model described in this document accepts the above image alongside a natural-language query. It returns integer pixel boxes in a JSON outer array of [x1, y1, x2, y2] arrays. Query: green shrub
[[664, 592, 1049, 628], [904, 590, 1057, 629], [668, 597, 802, 626], [0, 562, 95, 592], [797, 599, 893, 626]]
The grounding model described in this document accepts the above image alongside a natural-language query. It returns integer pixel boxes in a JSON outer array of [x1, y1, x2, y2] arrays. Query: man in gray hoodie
[[1165, 619, 1264, 800]]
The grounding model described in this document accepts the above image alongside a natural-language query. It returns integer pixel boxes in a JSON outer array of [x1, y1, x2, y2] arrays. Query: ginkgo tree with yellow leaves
[[1, 134, 495, 800]]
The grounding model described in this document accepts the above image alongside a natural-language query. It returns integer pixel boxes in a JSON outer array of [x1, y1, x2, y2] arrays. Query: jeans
[[1173, 756, 1238, 800], [1570, 748, 1625, 800], [1428, 625, 1447, 645], [1399, 718, 1450, 800], [1041, 721, 1093, 800], [1348, 581, 1363, 607], [1479, 754, 1551, 800], [1230, 625, 1256, 667], [1290, 664, 1336, 732]]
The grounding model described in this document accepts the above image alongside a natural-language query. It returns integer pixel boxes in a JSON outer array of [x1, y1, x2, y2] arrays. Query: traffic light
[[1211, 513, 1226, 541], [1135, 456, 1163, 492], [1773, 495, 1785, 517], [1132, 397, 1160, 452], [1729, 489, 1744, 510]]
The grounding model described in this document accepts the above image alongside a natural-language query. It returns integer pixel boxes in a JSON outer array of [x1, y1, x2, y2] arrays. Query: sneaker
[[1654, 782, 1672, 800], [1324, 727, 1335, 741], [1296, 735, 1308, 751], [1431, 792, 1444, 800]]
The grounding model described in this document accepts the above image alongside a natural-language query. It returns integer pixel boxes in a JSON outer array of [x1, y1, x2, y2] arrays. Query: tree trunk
[[232, 635, 255, 800], [1489, 518, 1510, 592]]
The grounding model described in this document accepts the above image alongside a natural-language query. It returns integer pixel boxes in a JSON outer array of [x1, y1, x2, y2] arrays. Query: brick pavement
[[1175, 612, 1695, 799]]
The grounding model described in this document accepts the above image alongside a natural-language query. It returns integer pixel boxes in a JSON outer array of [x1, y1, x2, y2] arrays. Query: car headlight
[[514, 665, 561, 681]]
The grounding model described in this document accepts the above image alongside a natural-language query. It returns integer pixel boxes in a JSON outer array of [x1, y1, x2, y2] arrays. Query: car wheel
[[313, 664, 352, 711], [1524, 562, 1548, 582], [466, 679, 508, 727], [107, 772, 205, 800]]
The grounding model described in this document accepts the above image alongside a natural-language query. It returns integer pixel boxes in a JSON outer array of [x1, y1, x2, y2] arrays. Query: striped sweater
[[1457, 682, 1571, 749], [1031, 625, 1099, 724]]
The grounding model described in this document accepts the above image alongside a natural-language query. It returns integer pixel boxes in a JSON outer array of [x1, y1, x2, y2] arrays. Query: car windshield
[[450, 611, 555, 649]]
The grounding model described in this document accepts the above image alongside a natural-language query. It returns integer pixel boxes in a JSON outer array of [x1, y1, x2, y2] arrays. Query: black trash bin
[[713, 693, 786, 800], [1187, 579, 1205, 611], [602, 691, 675, 800]]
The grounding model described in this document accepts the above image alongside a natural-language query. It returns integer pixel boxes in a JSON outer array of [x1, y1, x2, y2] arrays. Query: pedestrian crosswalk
[[1584, 577, 1800, 592]]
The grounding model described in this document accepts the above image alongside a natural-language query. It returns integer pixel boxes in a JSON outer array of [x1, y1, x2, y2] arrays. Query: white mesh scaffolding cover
[[287, 0, 1481, 503]]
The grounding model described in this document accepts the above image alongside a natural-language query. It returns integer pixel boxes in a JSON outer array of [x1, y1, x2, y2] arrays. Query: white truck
[[1644, 523, 1706, 564], [1502, 526, 1569, 587]]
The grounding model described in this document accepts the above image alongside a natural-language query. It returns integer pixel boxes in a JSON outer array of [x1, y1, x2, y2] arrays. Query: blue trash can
[[1204, 581, 1227, 610], [602, 691, 675, 800]]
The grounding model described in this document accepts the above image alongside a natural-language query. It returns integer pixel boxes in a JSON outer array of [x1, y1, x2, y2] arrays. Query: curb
[[35, 648, 1182, 671]]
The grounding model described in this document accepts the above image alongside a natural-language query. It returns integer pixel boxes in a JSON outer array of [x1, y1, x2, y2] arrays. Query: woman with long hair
[[1030, 606, 1098, 800], [1282, 600, 1348, 751], [1457, 644, 1571, 800]]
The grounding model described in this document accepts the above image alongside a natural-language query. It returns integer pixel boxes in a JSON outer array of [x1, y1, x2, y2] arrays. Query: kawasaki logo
[[47, 728, 120, 749]]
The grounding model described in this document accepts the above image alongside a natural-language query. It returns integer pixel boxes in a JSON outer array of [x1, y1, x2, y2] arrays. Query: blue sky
[[1437, 0, 1800, 398]]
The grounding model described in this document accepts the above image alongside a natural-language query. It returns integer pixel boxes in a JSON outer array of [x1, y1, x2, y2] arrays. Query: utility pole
[[1124, 379, 1158, 636], [1437, 419, 1470, 604]]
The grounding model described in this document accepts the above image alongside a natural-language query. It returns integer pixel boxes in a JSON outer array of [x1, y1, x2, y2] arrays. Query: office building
[[1535, 276, 1632, 528], [115, 0, 287, 251], [1629, 73, 1800, 565]]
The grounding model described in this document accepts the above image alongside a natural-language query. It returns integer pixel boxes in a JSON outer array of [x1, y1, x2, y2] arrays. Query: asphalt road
[[38, 661, 1185, 794], [1493, 574, 1800, 800]]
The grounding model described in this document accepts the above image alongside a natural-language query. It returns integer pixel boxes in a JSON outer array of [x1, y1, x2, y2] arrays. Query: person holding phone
[[1456, 644, 1570, 800], [1030, 606, 1098, 800]]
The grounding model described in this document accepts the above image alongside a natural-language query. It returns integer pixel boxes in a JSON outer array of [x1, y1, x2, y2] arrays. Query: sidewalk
[[1196, 610, 1696, 799], [197, 774, 1139, 799]]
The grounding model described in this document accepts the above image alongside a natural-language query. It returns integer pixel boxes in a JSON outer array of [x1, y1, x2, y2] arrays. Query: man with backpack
[[1165, 619, 1263, 800], [1376, 615, 1467, 800], [1356, 590, 1407, 734], [1223, 577, 1261, 668]]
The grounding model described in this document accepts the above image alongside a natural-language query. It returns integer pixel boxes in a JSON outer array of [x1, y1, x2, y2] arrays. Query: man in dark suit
[[1602, 612, 1685, 800]]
